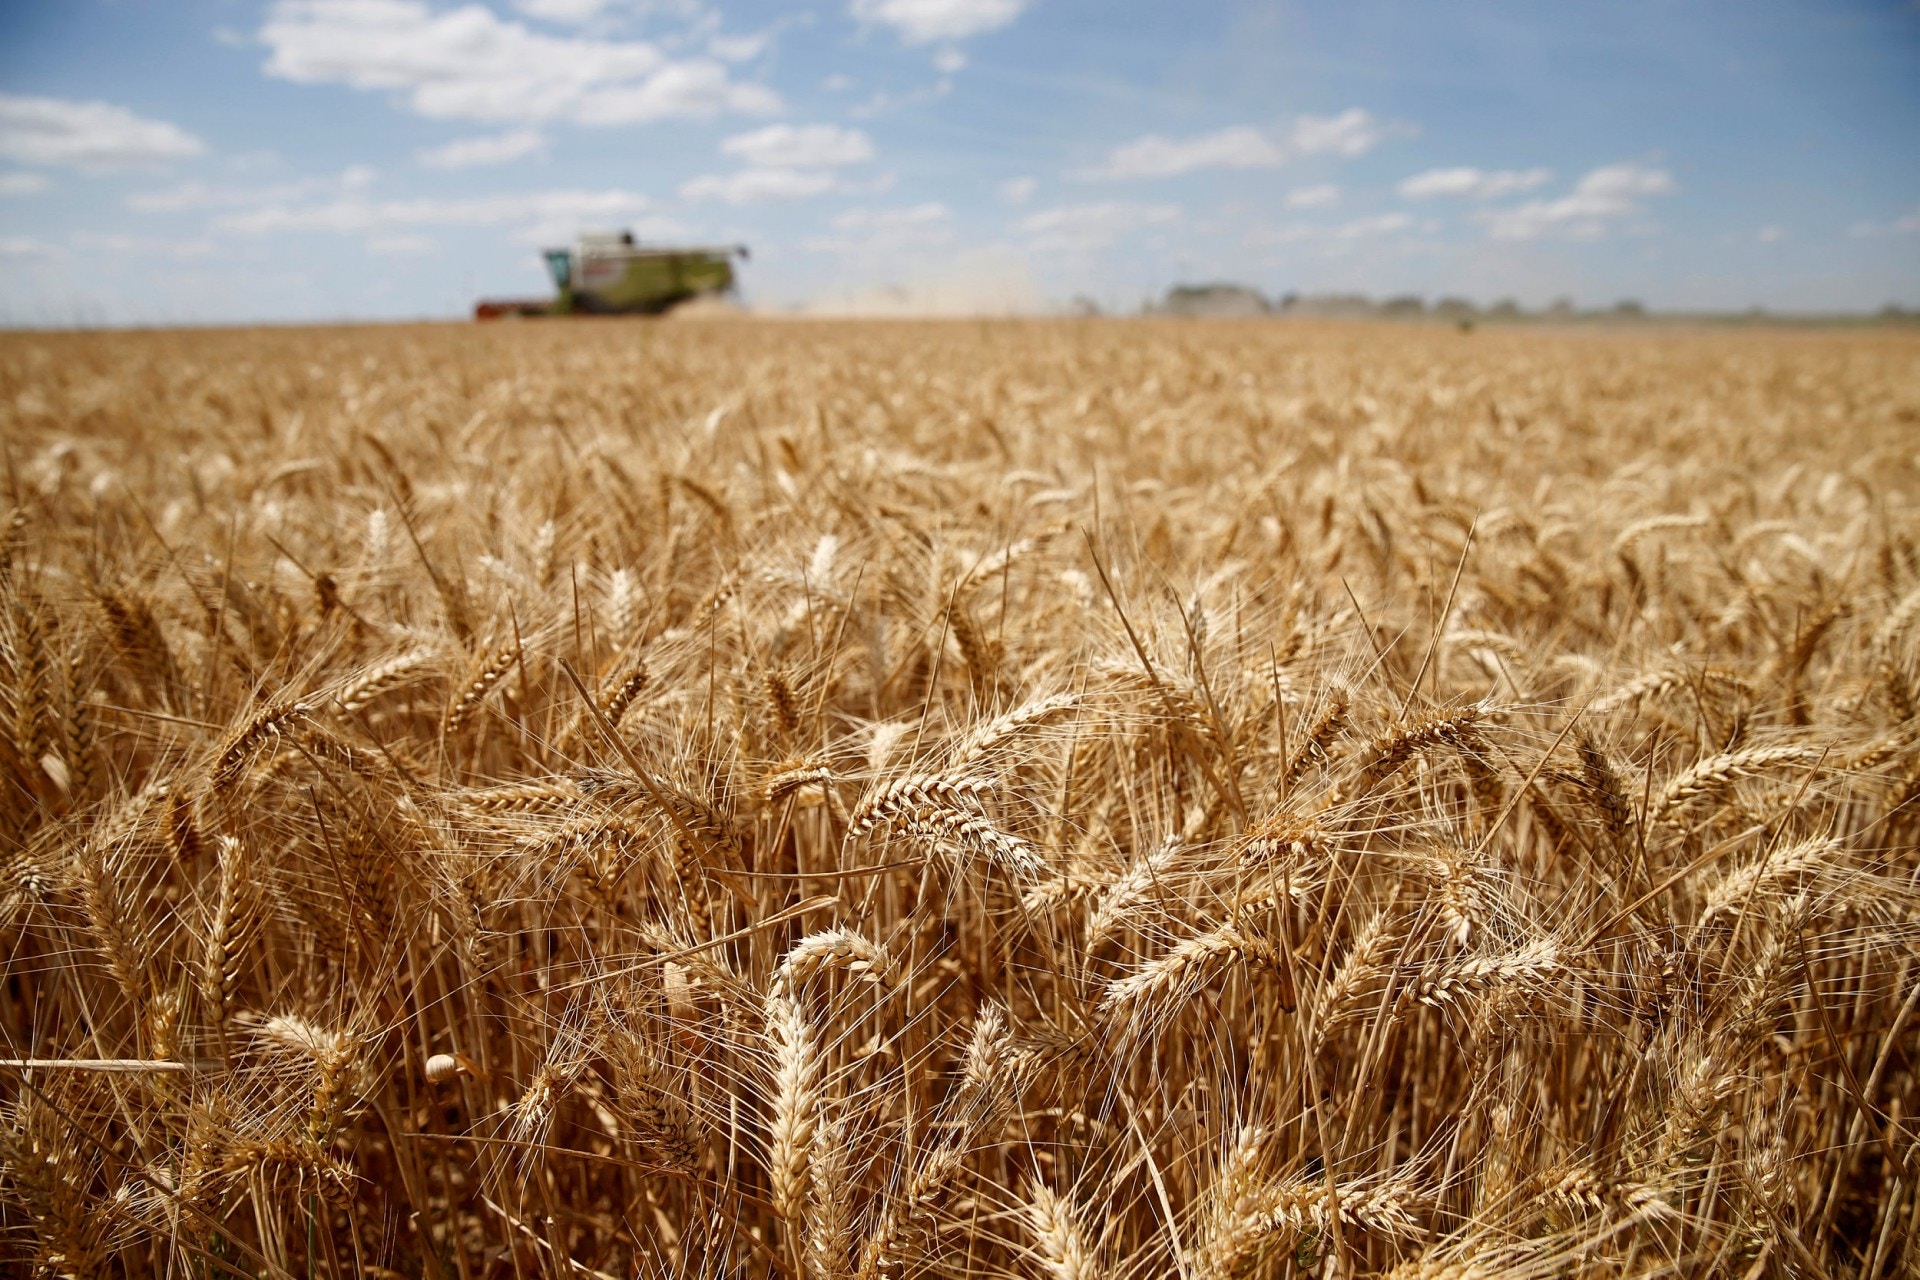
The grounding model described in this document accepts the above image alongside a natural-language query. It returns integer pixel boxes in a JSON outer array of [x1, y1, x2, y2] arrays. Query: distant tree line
[[1133, 282, 1915, 324]]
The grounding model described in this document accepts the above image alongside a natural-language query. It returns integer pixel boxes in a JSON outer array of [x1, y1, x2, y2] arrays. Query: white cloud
[[1284, 183, 1339, 209], [130, 181, 239, 213], [1574, 163, 1673, 202], [571, 62, 781, 124], [848, 79, 952, 119], [1332, 212, 1414, 239], [0, 236, 58, 259], [70, 231, 216, 259], [822, 73, 855, 91], [1017, 201, 1179, 253], [0, 94, 204, 170], [710, 32, 772, 62], [226, 149, 285, 172], [680, 167, 837, 204], [933, 47, 967, 73], [515, 0, 724, 26], [259, 0, 780, 125], [513, 0, 618, 21], [0, 172, 50, 196], [213, 187, 660, 244], [1082, 110, 1406, 180], [1245, 212, 1425, 247], [1082, 126, 1286, 180], [849, 0, 1028, 44], [417, 128, 545, 169], [130, 181, 247, 213], [1289, 108, 1387, 158], [1242, 224, 1317, 247], [1479, 163, 1674, 241], [721, 123, 874, 168], [1397, 166, 1551, 200], [1000, 176, 1036, 204], [128, 166, 374, 213], [1756, 225, 1785, 244], [142, 167, 660, 247], [1849, 206, 1920, 237]]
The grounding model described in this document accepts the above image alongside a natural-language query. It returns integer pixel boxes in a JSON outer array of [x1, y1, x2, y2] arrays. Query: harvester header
[[475, 230, 747, 319]]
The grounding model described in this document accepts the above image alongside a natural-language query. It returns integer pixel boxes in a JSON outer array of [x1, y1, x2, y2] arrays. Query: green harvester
[[475, 231, 748, 319]]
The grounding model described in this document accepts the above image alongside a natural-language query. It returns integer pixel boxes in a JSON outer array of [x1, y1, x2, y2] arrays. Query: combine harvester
[[475, 230, 748, 319]]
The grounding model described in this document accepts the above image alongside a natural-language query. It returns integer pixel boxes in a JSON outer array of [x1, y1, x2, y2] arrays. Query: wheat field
[[2, 317, 1918, 1278]]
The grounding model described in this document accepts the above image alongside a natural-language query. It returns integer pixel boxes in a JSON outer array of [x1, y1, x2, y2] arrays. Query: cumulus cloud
[[513, 0, 619, 21], [1082, 109, 1406, 181], [128, 184, 219, 214], [721, 123, 874, 168], [710, 32, 773, 62], [1284, 183, 1339, 209], [1397, 166, 1551, 200], [1081, 127, 1286, 180], [69, 230, 217, 259], [1288, 108, 1390, 158], [1479, 163, 1673, 241], [258, 0, 780, 125], [848, 79, 952, 119], [1245, 211, 1425, 246], [212, 187, 666, 248], [1242, 224, 1316, 247], [690, 120, 880, 200], [1332, 212, 1414, 238], [1575, 164, 1673, 201], [129, 166, 375, 214], [417, 128, 545, 169], [680, 168, 838, 204], [1017, 201, 1179, 253], [0, 172, 50, 196], [0, 94, 204, 170], [710, 9, 811, 63], [0, 236, 58, 259], [1849, 206, 1920, 237], [571, 63, 780, 125], [849, 0, 1029, 44]]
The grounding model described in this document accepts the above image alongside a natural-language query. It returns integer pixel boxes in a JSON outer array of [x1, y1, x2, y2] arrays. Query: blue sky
[[1, 0, 1917, 324]]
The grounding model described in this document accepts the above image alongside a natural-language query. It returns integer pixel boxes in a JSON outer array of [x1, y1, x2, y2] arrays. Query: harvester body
[[475, 231, 746, 319]]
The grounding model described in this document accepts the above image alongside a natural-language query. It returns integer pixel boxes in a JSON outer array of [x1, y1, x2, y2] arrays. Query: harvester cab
[[543, 248, 573, 310], [476, 230, 748, 319]]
